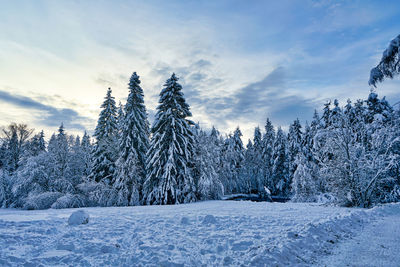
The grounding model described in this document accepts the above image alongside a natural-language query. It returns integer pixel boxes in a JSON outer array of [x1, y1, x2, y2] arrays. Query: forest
[[0, 35, 399, 210]]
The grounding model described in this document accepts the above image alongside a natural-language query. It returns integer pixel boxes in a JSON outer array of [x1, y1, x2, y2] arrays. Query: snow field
[[0, 201, 398, 266]]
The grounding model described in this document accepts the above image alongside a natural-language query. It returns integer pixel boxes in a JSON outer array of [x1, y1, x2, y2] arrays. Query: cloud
[[177, 67, 318, 132], [0, 90, 94, 131]]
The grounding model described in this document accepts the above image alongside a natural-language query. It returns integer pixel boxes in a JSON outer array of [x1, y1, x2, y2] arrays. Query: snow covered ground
[[0, 201, 399, 266], [319, 203, 400, 267]]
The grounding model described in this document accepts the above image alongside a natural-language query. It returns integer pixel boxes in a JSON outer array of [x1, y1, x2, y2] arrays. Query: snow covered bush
[[51, 193, 86, 209], [77, 181, 118, 207], [23, 192, 63, 210]]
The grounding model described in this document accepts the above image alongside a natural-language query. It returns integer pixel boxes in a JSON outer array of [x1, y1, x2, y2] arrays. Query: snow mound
[[180, 216, 190, 225], [68, 210, 89, 225], [202, 214, 217, 225]]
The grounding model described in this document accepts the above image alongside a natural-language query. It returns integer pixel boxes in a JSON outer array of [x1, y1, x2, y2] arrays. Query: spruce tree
[[193, 124, 223, 200], [243, 127, 264, 194], [143, 73, 195, 205], [113, 72, 150, 206], [287, 119, 303, 192], [322, 101, 331, 128], [43, 124, 74, 194], [81, 131, 92, 178], [369, 34, 400, 87], [271, 127, 288, 196], [262, 118, 275, 191], [89, 88, 119, 184], [222, 127, 245, 193]]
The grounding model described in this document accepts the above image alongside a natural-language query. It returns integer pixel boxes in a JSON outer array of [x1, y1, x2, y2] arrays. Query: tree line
[[0, 34, 399, 209]]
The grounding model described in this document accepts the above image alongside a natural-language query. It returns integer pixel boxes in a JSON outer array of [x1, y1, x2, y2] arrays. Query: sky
[[0, 0, 400, 142]]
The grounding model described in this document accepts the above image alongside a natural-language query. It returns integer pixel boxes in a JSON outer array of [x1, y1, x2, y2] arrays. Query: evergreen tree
[[287, 119, 302, 193], [220, 127, 244, 194], [271, 127, 288, 196], [89, 88, 119, 184], [24, 130, 46, 159], [143, 73, 195, 205], [113, 72, 150, 206], [262, 118, 275, 191], [69, 135, 85, 186], [365, 92, 393, 123], [369, 34, 400, 87], [291, 122, 321, 202], [322, 101, 331, 128], [330, 99, 342, 126], [311, 110, 322, 133], [47, 124, 74, 193], [193, 125, 223, 200], [242, 127, 264, 194], [80, 132, 92, 178], [1, 123, 33, 174]]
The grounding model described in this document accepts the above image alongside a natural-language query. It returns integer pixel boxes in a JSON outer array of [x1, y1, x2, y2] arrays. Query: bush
[[51, 193, 86, 209], [23, 192, 63, 210]]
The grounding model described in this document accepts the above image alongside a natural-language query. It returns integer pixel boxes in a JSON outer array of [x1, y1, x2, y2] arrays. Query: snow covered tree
[[315, 100, 399, 207], [241, 127, 264, 194], [291, 153, 319, 202], [117, 101, 125, 131], [47, 124, 74, 194], [12, 151, 55, 209], [192, 125, 223, 200], [143, 73, 195, 205], [262, 118, 275, 191], [0, 169, 12, 208], [365, 92, 393, 124], [219, 127, 245, 194], [1, 123, 33, 174], [113, 72, 150, 206], [23, 130, 46, 159], [271, 127, 289, 196], [330, 99, 342, 126], [69, 136, 86, 186], [322, 101, 331, 129], [287, 119, 303, 192], [291, 123, 321, 202], [369, 34, 400, 87], [80, 132, 92, 178], [89, 88, 119, 184]]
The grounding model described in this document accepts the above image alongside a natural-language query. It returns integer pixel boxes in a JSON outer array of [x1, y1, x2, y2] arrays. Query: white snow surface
[[319, 203, 400, 267], [0, 201, 399, 266]]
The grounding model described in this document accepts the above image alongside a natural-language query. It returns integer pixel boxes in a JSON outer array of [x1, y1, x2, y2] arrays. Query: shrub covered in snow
[[51, 193, 86, 209], [23, 192, 63, 210], [77, 181, 119, 207]]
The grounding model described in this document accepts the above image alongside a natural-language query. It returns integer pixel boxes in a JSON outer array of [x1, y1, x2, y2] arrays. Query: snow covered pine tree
[[143, 73, 196, 205], [89, 88, 119, 185], [113, 72, 150, 206], [369, 34, 400, 87]]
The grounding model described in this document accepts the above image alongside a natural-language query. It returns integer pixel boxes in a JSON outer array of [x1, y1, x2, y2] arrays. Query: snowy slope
[[0, 201, 398, 266]]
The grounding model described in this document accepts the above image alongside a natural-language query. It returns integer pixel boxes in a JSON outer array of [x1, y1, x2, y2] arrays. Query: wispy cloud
[[0, 90, 94, 131]]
